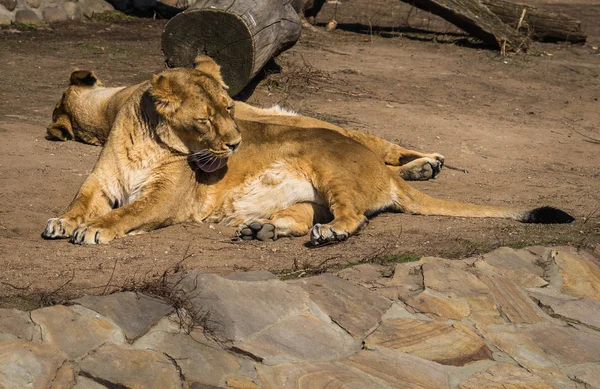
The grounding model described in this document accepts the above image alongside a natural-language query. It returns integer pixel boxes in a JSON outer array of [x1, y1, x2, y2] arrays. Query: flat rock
[[0, 308, 41, 342], [0, 0, 16, 11], [525, 325, 600, 366], [224, 270, 276, 281], [24, 0, 40, 8], [531, 293, 600, 330], [343, 349, 450, 389], [565, 362, 600, 389], [421, 257, 489, 297], [63, 2, 83, 20], [73, 375, 110, 388], [171, 270, 310, 343], [236, 312, 360, 364], [42, 6, 68, 22], [15, 9, 41, 25], [79, 0, 114, 18], [79, 342, 183, 389], [291, 274, 391, 339], [365, 318, 493, 366], [0, 340, 68, 389], [475, 260, 548, 288], [555, 249, 600, 300], [479, 274, 546, 324], [226, 376, 262, 389], [464, 295, 505, 330], [457, 363, 553, 389], [31, 304, 125, 359], [482, 247, 545, 276], [0, 8, 12, 26], [256, 361, 388, 389], [405, 288, 470, 320], [482, 325, 573, 386], [74, 292, 173, 341], [336, 263, 387, 286], [375, 261, 424, 299], [134, 318, 240, 386]]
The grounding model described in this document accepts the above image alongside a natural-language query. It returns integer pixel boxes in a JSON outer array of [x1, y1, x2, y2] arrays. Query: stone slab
[[172, 271, 310, 343], [15, 9, 41, 25], [405, 288, 470, 320], [134, 318, 240, 386], [531, 293, 600, 330], [479, 274, 546, 324], [0, 308, 41, 342], [0, 341, 68, 389], [224, 270, 276, 282], [291, 274, 391, 339], [343, 349, 450, 389], [525, 325, 600, 366], [236, 312, 360, 365], [31, 304, 125, 359], [79, 342, 183, 389], [74, 291, 173, 341], [365, 318, 493, 366], [256, 361, 388, 389], [565, 362, 600, 389], [421, 257, 489, 297], [457, 363, 553, 389], [555, 249, 600, 300]]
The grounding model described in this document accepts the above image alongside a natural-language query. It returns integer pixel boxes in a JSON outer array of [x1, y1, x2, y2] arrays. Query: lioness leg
[[70, 181, 178, 245], [236, 202, 331, 241], [341, 131, 444, 167], [42, 175, 112, 239]]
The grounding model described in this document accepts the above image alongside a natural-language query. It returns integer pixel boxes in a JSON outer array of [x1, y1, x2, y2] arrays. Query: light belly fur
[[220, 162, 322, 225]]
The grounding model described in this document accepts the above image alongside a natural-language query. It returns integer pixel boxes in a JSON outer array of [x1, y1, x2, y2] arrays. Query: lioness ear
[[151, 74, 182, 117], [69, 70, 101, 86], [193, 55, 228, 89]]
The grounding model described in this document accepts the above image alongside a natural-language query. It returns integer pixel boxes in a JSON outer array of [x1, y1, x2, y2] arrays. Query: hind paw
[[236, 221, 277, 241], [399, 156, 444, 181]]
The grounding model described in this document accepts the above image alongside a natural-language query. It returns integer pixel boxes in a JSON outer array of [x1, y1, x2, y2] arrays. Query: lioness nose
[[226, 141, 240, 152]]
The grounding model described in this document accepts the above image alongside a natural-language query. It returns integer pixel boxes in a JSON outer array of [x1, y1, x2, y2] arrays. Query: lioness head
[[151, 56, 241, 172], [46, 70, 102, 143]]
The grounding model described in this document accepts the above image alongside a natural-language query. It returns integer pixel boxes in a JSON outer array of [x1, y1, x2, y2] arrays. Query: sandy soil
[[0, 2, 598, 308]]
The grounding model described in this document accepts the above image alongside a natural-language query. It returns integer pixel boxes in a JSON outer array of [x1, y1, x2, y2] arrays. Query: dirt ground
[[1, 1, 599, 308]]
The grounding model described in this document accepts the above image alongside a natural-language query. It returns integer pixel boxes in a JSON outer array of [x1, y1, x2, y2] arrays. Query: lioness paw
[[400, 156, 444, 181], [310, 223, 349, 246], [236, 221, 277, 241], [70, 224, 117, 245], [42, 217, 78, 239]]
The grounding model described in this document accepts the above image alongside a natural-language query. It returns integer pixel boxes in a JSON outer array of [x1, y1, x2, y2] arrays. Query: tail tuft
[[521, 206, 575, 224]]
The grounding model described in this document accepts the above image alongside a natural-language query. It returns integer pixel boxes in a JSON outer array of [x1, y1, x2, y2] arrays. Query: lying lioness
[[47, 67, 445, 181], [42, 56, 574, 245]]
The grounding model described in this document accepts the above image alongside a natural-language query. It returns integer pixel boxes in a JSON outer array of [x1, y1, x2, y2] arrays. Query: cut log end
[[162, 10, 254, 96]]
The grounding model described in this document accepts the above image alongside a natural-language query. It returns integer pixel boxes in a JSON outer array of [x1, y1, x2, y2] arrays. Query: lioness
[[42, 56, 574, 245], [47, 67, 445, 181]]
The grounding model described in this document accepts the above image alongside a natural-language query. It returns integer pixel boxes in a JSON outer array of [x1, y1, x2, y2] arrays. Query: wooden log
[[481, 0, 586, 43], [401, 0, 529, 52], [162, 0, 302, 96]]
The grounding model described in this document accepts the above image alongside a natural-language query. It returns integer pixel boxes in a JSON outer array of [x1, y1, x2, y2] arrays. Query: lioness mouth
[[189, 150, 229, 173]]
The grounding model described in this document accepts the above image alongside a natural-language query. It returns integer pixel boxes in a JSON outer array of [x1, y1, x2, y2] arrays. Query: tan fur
[[47, 70, 445, 181], [42, 57, 572, 245]]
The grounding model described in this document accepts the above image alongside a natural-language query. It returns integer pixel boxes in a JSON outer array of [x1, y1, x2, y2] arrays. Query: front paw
[[310, 223, 349, 246], [70, 224, 117, 245], [42, 217, 79, 239], [235, 221, 277, 241]]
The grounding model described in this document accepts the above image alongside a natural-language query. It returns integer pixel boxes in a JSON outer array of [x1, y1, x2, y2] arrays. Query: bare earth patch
[[0, 1, 599, 307]]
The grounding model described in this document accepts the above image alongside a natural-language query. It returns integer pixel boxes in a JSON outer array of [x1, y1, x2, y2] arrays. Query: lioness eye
[[197, 118, 209, 123], [226, 105, 234, 112]]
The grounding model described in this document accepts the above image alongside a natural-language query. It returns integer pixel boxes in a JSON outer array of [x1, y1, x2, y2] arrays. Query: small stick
[[444, 164, 468, 173]]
